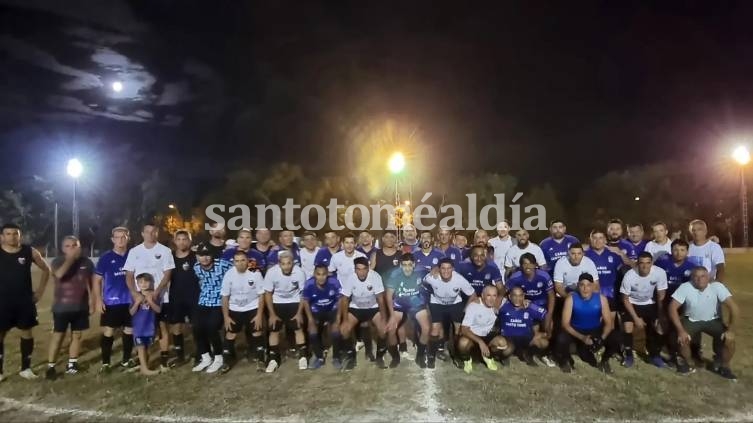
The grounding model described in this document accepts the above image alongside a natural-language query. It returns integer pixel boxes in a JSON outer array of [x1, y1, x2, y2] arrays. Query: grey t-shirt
[[51, 256, 94, 313]]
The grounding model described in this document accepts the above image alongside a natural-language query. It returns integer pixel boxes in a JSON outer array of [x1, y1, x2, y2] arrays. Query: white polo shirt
[[620, 266, 668, 305], [489, 236, 513, 270], [220, 268, 265, 312], [299, 246, 320, 279], [553, 256, 599, 292], [688, 240, 725, 280], [341, 270, 384, 309], [123, 242, 176, 302], [672, 281, 731, 322], [328, 250, 367, 281], [645, 239, 672, 261], [462, 300, 499, 337], [263, 265, 306, 304], [424, 272, 476, 305], [504, 242, 546, 270]]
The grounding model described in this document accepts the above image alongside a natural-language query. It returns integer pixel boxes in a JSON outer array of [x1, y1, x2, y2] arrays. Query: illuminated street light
[[634, 196, 640, 201], [66, 158, 83, 237], [168, 203, 176, 209], [112, 81, 123, 93], [732, 145, 750, 247], [733, 145, 750, 166], [388, 152, 406, 174]]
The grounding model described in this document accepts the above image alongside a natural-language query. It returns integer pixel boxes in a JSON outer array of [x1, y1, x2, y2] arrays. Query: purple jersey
[[499, 301, 547, 338], [456, 261, 503, 295], [414, 249, 445, 272], [222, 247, 267, 272], [132, 299, 159, 338], [585, 248, 622, 299], [95, 250, 131, 306], [618, 239, 647, 261], [505, 269, 553, 308], [540, 234, 580, 270], [655, 257, 694, 297], [267, 244, 301, 267], [437, 245, 463, 267], [314, 247, 340, 267], [302, 276, 342, 313]]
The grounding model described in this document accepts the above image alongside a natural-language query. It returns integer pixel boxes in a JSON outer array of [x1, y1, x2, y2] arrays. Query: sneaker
[[265, 360, 279, 373], [561, 362, 573, 374], [256, 361, 266, 372], [120, 359, 138, 372], [206, 356, 223, 374], [365, 351, 376, 362], [622, 354, 634, 368], [298, 357, 308, 370], [389, 355, 400, 369], [19, 368, 39, 380], [355, 340, 365, 351], [375, 355, 387, 369], [219, 363, 232, 374], [677, 363, 696, 375], [45, 367, 57, 381], [539, 355, 557, 368], [98, 364, 112, 374], [483, 356, 499, 371], [192, 354, 213, 372], [463, 359, 473, 374], [332, 358, 342, 370], [717, 367, 738, 381], [524, 354, 538, 367], [650, 356, 666, 369], [401, 350, 413, 360], [427, 356, 436, 369], [344, 356, 356, 371], [167, 357, 187, 368], [308, 358, 325, 370], [65, 362, 79, 375], [599, 360, 613, 374], [415, 352, 427, 369], [159, 365, 170, 373]]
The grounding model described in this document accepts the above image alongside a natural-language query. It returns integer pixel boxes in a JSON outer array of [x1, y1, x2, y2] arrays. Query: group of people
[[0, 217, 740, 383]]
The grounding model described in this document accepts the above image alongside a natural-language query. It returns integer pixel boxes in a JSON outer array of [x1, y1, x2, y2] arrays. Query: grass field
[[1, 254, 752, 422]]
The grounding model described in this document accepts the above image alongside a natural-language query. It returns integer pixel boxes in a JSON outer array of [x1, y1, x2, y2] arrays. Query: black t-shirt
[[171, 252, 199, 302], [205, 242, 225, 260], [0, 245, 33, 298]]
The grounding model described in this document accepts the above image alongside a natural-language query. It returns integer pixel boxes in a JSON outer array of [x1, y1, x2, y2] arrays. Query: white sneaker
[[192, 354, 212, 372], [298, 357, 308, 370], [356, 340, 365, 351], [265, 359, 279, 373], [206, 356, 224, 374], [401, 351, 414, 360], [19, 368, 38, 380], [539, 355, 557, 368]]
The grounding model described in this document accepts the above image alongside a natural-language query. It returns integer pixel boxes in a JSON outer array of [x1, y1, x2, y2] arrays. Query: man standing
[[357, 231, 377, 256], [456, 245, 504, 296], [400, 224, 420, 254], [94, 227, 135, 372], [453, 232, 469, 253], [301, 264, 342, 369], [620, 252, 668, 368], [687, 219, 725, 281], [669, 267, 739, 379], [0, 223, 51, 381], [328, 233, 366, 280], [123, 223, 175, 371], [585, 229, 623, 313], [205, 222, 227, 260], [371, 231, 400, 279], [489, 221, 513, 272], [622, 223, 648, 262], [645, 221, 673, 261], [314, 230, 340, 268], [268, 230, 301, 268], [504, 229, 547, 277], [655, 239, 695, 366], [222, 228, 266, 274], [436, 228, 463, 267], [167, 230, 199, 366], [414, 232, 444, 273], [553, 243, 600, 298], [540, 220, 580, 272], [299, 231, 320, 279], [252, 228, 275, 268], [45, 236, 94, 379]]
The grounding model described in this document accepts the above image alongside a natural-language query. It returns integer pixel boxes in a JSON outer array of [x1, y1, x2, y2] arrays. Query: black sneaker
[[344, 356, 356, 371], [599, 360, 613, 375], [389, 355, 400, 369], [436, 349, 448, 361], [561, 362, 573, 373], [65, 362, 79, 375], [365, 351, 376, 362], [427, 356, 436, 369], [677, 363, 696, 375], [524, 353, 538, 367], [375, 356, 387, 369], [219, 362, 232, 374], [416, 353, 427, 369], [167, 356, 187, 368], [718, 367, 737, 381], [45, 366, 57, 380]]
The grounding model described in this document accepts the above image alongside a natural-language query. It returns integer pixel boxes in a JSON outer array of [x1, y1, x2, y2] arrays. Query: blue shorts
[[134, 336, 154, 346]]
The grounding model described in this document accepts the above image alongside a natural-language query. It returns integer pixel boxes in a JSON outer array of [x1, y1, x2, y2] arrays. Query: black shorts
[[312, 309, 339, 326], [606, 296, 620, 314], [100, 304, 132, 328], [0, 298, 38, 332], [395, 304, 427, 323], [193, 306, 224, 333], [273, 302, 299, 321], [53, 310, 89, 332], [349, 307, 379, 324], [621, 303, 658, 323], [228, 309, 259, 333], [508, 334, 534, 350], [167, 299, 196, 325], [481, 332, 499, 345], [428, 302, 464, 324]]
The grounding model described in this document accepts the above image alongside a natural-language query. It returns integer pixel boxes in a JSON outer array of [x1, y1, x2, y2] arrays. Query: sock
[[417, 342, 427, 356], [399, 341, 408, 353], [269, 345, 281, 363], [20, 338, 33, 370], [173, 334, 185, 360], [122, 334, 134, 363], [428, 336, 440, 358], [376, 338, 387, 358], [223, 338, 236, 359], [160, 351, 169, 367], [623, 332, 634, 355], [249, 334, 265, 362], [308, 333, 322, 359], [0, 342, 3, 374], [67, 358, 77, 369], [331, 331, 342, 359], [101, 335, 114, 365], [296, 343, 308, 359], [47, 362, 55, 368], [388, 345, 399, 360]]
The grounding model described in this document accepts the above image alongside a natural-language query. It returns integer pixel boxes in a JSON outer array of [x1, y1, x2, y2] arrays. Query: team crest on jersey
[[432, 258, 438, 265], [392, 259, 398, 266], [182, 262, 190, 271], [684, 270, 691, 277], [292, 281, 299, 289], [155, 254, 162, 260], [484, 273, 491, 280], [523, 312, 529, 319], [248, 280, 255, 287], [453, 287, 460, 293], [367, 284, 373, 291], [537, 282, 543, 288], [450, 253, 456, 260], [329, 290, 335, 296], [607, 256, 614, 263], [111, 259, 117, 264], [17, 257, 26, 265]]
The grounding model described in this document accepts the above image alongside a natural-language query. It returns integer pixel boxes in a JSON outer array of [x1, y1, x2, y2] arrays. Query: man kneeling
[[497, 286, 549, 367], [456, 286, 505, 373]]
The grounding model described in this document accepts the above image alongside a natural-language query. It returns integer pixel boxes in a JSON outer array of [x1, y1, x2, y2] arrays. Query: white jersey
[[123, 242, 176, 303], [489, 236, 513, 270], [504, 243, 546, 270], [299, 247, 320, 279], [263, 265, 306, 304], [645, 239, 672, 261], [462, 300, 499, 337], [424, 271, 476, 305], [688, 240, 725, 280], [341, 270, 384, 309], [553, 256, 600, 292], [620, 265, 668, 305], [328, 250, 367, 280], [220, 268, 264, 312]]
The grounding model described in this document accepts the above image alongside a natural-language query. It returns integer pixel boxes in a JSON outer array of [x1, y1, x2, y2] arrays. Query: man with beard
[[167, 230, 199, 367], [606, 219, 634, 267], [357, 231, 378, 256], [623, 223, 648, 262], [414, 232, 445, 273], [314, 230, 340, 268], [457, 245, 504, 296], [585, 229, 623, 315], [436, 227, 463, 267], [489, 221, 513, 272], [268, 230, 301, 269], [504, 229, 547, 278], [540, 220, 580, 273], [301, 264, 342, 369]]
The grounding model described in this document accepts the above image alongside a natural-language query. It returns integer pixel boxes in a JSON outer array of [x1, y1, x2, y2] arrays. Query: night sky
[[2, 1, 753, 198]]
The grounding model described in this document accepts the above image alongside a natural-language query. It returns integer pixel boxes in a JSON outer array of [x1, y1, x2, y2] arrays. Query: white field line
[[418, 369, 446, 422]]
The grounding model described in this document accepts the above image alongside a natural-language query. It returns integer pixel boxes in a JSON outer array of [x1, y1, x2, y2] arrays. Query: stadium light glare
[[66, 158, 83, 178], [634, 196, 640, 201], [388, 152, 406, 174], [732, 145, 750, 166], [112, 81, 123, 92]]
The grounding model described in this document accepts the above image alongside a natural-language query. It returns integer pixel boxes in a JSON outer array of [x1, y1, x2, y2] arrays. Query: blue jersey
[[618, 239, 647, 261], [571, 293, 603, 332], [414, 249, 445, 272], [356, 246, 378, 257], [456, 262, 503, 295], [194, 260, 233, 307], [437, 245, 463, 267], [540, 235, 579, 270], [302, 277, 341, 313], [267, 244, 301, 267], [505, 270, 553, 308], [655, 257, 694, 297], [585, 248, 622, 299], [221, 247, 267, 272], [132, 299, 159, 338], [385, 269, 426, 311], [314, 247, 340, 267], [95, 250, 131, 306], [499, 301, 547, 338]]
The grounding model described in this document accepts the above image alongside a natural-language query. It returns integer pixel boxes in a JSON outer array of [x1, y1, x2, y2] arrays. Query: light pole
[[67, 158, 83, 237], [388, 152, 406, 241], [732, 146, 750, 248]]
